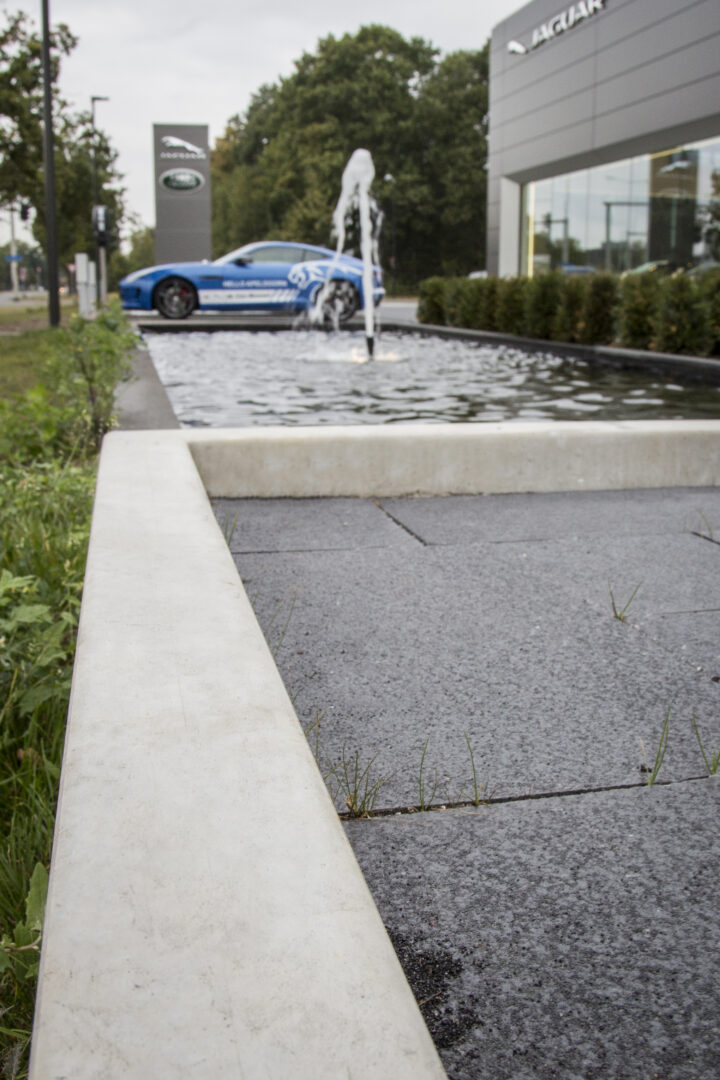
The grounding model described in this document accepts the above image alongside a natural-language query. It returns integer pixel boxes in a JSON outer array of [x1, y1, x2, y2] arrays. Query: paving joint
[[373, 498, 429, 545], [338, 772, 714, 821]]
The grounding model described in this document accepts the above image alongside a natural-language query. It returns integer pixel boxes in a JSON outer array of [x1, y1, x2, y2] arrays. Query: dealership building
[[487, 0, 720, 277]]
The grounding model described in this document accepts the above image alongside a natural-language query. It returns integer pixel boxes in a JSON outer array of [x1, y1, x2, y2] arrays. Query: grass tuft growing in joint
[[692, 713, 720, 775], [610, 581, 642, 622], [640, 707, 670, 786]]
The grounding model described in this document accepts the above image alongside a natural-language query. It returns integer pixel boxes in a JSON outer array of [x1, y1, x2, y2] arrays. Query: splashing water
[[312, 148, 381, 358]]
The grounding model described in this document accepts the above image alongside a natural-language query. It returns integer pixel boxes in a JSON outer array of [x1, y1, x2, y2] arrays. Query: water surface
[[146, 329, 720, 427]]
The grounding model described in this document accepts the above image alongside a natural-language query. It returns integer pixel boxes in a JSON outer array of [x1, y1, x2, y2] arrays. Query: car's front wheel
[[154, 276, 197, 319], [322, 279, 359, 324]]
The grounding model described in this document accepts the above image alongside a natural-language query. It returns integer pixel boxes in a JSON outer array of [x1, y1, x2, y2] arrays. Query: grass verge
[[0, 302, 135, 1077]]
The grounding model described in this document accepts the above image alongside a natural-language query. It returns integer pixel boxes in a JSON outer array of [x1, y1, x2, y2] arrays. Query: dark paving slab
[[379, 487, 720, 546], [231, 512, 720, 808], [213, 496, 417, 554], [344, 779, 720, 1080]]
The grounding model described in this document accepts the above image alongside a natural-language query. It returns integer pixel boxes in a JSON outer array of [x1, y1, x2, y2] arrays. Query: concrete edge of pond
[[185, 420, 720, 498], [29, 429, 448, 1080]]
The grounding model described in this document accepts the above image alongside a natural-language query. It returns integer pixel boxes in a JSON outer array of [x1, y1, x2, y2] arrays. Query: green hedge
[[417, 269, 720, 357]]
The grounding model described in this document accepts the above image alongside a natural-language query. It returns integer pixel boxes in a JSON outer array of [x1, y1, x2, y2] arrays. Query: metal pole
[[41, 0, 60, 326], [9, 204, 19, 296], [91, 95, 109, 305]]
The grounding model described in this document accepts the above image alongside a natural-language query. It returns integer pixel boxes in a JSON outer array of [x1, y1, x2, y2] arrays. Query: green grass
[[610, 582, 642, 622], [0, 304, 135, 1076]]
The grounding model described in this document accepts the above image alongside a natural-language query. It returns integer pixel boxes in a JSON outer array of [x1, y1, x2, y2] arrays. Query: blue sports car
[[119, 240, 385, 321]]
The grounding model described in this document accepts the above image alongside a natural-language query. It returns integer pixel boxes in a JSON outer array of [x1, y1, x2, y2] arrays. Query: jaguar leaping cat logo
[[161, 135, 204, 155], [507, 40, 527, 54], [288, 263, 327, 289]]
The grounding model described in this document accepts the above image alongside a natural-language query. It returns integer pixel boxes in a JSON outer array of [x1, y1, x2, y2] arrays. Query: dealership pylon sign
[[153, 124, 211, 264]]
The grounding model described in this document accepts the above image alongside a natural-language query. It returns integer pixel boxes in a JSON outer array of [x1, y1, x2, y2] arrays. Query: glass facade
[[521, 135, 720, 276]]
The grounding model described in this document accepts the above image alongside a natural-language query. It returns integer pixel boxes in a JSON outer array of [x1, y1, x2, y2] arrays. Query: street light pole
[[90, 95, 109, 304], [41, 0, 60, 327]]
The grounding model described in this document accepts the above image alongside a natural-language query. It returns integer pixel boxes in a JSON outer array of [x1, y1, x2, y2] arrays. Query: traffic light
[[92, 205, 108, 246], [19, 202, 30, 221]]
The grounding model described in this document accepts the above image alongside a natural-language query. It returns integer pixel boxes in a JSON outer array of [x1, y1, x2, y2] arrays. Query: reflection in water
[[147, 329, 720, 428]]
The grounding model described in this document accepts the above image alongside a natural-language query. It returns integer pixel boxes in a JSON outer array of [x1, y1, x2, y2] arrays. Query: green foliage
[[495, 277, 529, 335], [618, 273, 661, 350], [580, 272, 620, 345], [0, 309, 132, 1073], [109, 223, 155, 291], [0, 301, 135, 462], [0, 10, 125, 267], [655, 275, 712, 356], [525, 270, 563, 340], [443, 278, 471, 327], [417, 277, 447, 325], [552, 275, 589, 343], [692, 714, 720, 776], [643, 708, 670, 786], [474, 277, 499, 332], [211, 27, 489, 287], [697, 268, 720, 357]]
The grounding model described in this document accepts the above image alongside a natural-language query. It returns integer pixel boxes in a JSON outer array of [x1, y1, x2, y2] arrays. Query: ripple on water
[[146, 329, 720, 427]]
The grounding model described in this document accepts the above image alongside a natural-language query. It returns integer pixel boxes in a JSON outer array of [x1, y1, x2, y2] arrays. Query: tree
[[211, 26, 488, 288], [0, 10, 124, 268], [109, 222, 155, 290]]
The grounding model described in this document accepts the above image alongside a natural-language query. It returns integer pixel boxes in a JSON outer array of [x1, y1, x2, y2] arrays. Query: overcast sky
[[4, 0, 522, 247]]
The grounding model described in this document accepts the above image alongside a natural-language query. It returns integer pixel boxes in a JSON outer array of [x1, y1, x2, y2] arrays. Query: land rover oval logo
[[159, 168, 205, 192]]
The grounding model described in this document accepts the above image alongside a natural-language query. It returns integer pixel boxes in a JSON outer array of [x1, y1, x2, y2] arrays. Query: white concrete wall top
[[185, 421, 720, 498], [30, 430, 447, 1080]]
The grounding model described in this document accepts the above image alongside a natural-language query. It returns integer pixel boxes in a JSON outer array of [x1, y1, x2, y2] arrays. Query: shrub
[[617, 272, 661, 351], [552, 275, 589, 343], [580, 272, 620, 344], [525, 271, 563, 340], [475, 277, 499, 331], [442, 278, 467, 327], [0, 301, 135, 463], [698, 267, 720, 357], [495, 277, 530, 335], [655, 275, 712, 356], [417, 277, 447, 325]]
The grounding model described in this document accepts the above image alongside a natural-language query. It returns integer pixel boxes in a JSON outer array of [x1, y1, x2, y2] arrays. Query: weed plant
[[610, 582, 642, 622], [692, 714, 720, 776], [0, 302, 135, 1074], [640, 707, 670, 786]]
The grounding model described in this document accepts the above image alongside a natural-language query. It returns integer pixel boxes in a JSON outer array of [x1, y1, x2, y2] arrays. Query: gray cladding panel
[[593, 71, 720, 149], [595, 33, 720, 117], [497, 87, 596, 156], [595, 0, 720, 82]]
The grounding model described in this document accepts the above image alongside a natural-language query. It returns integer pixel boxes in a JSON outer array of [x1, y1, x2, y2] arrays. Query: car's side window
[[250, 246, 300, 263], [302, 249, 327, 262]]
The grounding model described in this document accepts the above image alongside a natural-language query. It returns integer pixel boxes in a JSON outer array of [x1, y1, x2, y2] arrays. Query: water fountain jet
[[314, 148, 381, 359]]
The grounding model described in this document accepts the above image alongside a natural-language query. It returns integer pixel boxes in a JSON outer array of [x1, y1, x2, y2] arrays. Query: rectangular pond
[[145, 328, 720, 427]]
